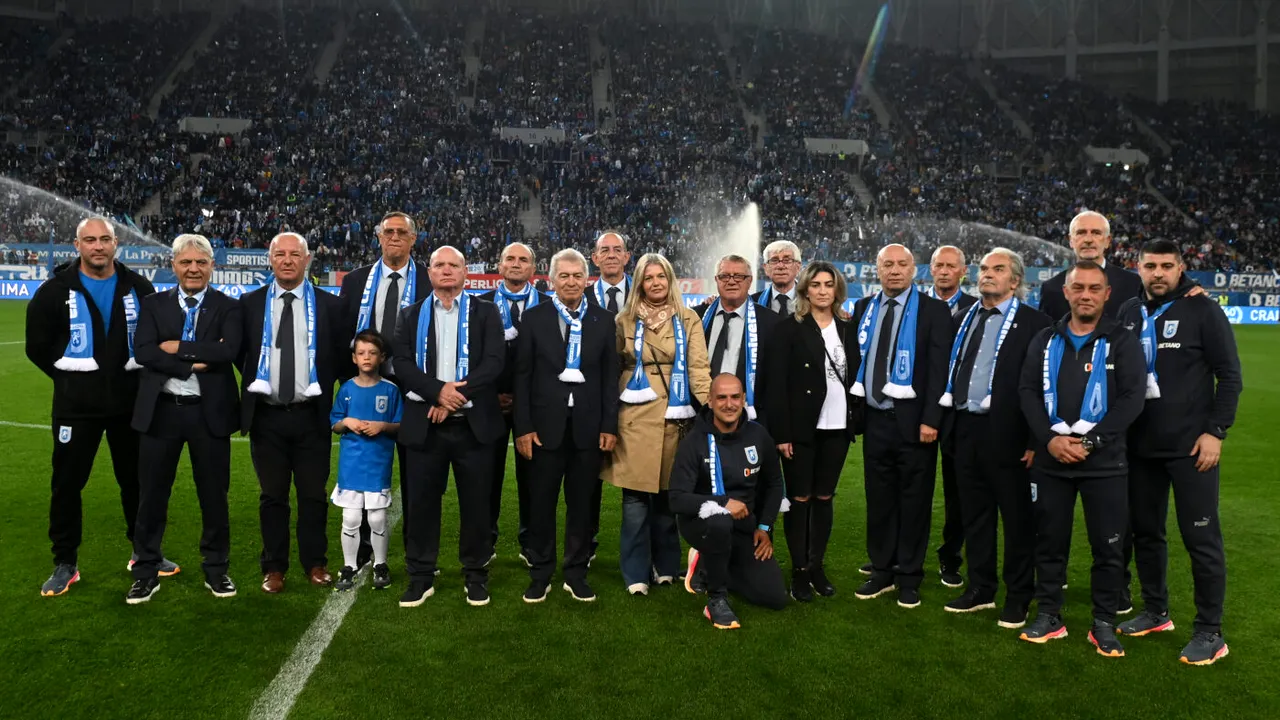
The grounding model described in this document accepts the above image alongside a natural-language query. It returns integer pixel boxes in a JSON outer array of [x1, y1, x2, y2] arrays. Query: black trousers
[[863, 408, 936, 590], [527, 419, 601, 583], [678, 513, 788, 610], [249, 404, 331, 574], [953, 412, 1034, 605], [1031, 470, 1128, 623], [490, 412, 532, 552], [936, 446, 965, 571], [49, 414, 139, 566], [781, 429, 849, 499], [403, 418, 493, 584], [133, 400, 231, 580], [1128, 456, 1226, 633]]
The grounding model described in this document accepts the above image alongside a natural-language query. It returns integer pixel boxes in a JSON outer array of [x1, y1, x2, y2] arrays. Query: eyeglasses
[[715, 273, 751, 283], [765, 257, 797, 266]]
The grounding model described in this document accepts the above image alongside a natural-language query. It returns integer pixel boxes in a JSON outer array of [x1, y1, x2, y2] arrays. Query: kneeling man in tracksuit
[[1017, 261, 1146, 657], [1115, 239, 1241, 666], [669, 374, 788, 629]]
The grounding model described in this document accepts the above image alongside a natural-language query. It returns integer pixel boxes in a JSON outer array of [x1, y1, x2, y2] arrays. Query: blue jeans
[[619, 488, 681, 586]]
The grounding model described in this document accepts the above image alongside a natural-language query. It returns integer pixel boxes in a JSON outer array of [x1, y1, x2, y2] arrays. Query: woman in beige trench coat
[[601, 254, 711, 594]]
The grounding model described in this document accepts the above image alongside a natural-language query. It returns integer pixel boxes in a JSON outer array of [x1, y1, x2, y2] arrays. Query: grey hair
[[501, 242, 536, 261], [550, 248, 588, 276], [982, 247, 1028, 300], [380, 211, 417, 233], [930, 245, 965, 266], [171, 233, 214, 259], [762, 239, 801, 263], [1069, 210, 1111, 238], [269, 232, 309, 254], [876, 243, 916, 263], [715, 254, 753, 276], [76, 216, 116, 238], [429, 244, 465, 264]]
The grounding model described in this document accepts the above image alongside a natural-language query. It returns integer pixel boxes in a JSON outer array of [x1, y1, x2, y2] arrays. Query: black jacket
[[25, 260, 156, 419], [1038, 261, 1143, 322], [772, 313, 862, 444], [479, 287, 551, 396], [693, 300, 785, 435], [940, 301, 1052, 464], [668, 411, 785, 532], [1019, 316, 1146, 478], [132, 288, 242, 437], [1118, 276, 1242, 458], [393, 295, 505, 447], [336, 260, 432, 381], [237, 283, 344, 434], [850, 291, 953, 435], [514, 299, 619, 450]]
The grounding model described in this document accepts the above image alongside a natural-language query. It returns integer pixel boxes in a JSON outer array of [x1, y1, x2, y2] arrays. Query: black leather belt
[[160, 393, 201, 406]]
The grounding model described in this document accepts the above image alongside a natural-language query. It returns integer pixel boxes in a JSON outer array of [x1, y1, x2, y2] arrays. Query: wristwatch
[[1080, 437, 1095, 455]]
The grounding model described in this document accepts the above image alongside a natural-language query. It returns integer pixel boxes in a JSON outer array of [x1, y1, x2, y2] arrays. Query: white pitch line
[[0, 420, 43, 430], [0, 341, 24, 345], [249, 502, 402, 720]]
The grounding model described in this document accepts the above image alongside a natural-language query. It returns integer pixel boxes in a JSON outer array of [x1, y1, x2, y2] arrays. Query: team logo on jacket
[[1162, 321, 1179, 339], [58, 426, 72, 444], [745, 445, 759, 464], [376, 395, 389, 413]]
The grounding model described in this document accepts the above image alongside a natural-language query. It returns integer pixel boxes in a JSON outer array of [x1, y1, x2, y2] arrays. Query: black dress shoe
[[809, 565, 836, 597]]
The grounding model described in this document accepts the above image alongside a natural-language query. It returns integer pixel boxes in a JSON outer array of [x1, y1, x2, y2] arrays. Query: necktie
[[871, 299, 896, 405], [606, 287, 620, 314], [564, 309, 579, 343], [380, 271, 401, 339], [710, 311, 733, 373], [776, 294, 790, 316], [510, 298, 522, 329], [277, 293, 296, 404], [183, 296, 199, 339], [953, 308, 993, 408]]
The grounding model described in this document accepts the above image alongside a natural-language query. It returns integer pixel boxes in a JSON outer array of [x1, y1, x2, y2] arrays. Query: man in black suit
[[938, 248, 1052, 629], [751, 240, 802, 315], [126, 234, 242, 604], [239, 232, 343, 594], [925, 245, 977, 587], [514, 248, 619, 603], [851, 244, 952, 609], [584, 230, 632, 312], [394, 245, 506, 608], [695, 254, 783, 434], [478, 241, 546, 564], [337, 211, 431, 568], [1038, 211, 1144, 320]]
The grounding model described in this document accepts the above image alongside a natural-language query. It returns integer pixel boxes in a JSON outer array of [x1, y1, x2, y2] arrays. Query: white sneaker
[[627, 583, 649, 596]]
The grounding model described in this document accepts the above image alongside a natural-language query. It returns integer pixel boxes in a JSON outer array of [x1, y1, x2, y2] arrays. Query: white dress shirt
[[269, 281, 311, 404], [163, 287, 208, 397]]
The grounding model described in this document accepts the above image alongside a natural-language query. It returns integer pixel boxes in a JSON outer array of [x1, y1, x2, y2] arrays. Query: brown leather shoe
[[261, 571, 285, 594], [308, 566, 333, 586]]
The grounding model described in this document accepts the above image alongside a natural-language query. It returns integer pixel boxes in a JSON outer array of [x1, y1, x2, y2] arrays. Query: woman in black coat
[[771, 261, 862, 602]]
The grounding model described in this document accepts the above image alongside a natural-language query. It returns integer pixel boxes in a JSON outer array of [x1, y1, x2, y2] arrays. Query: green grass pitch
[[2, 300, 1279, 719]]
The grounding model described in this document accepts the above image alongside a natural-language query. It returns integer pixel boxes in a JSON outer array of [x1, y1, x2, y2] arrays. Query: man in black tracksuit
[[1115, 240, 1241, 666], [25, 217, 157, 596], [669, 375, 788, 629], [1017, 261, 1146, 657]]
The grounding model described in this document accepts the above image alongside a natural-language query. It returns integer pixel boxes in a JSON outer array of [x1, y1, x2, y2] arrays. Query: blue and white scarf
[[55, 288, 142, 372], [851, 288, 920, 399], [621, 312, 695, 419], [698, 433, 734, 519], [354, 261, 416, 341], [496, 283, 540, 341], [939, 298, 1020, 410], [404, 292, 472, 407], [247, 282, 322, 399], [592, 277, 629, 309], [700, 299, 760, 420], [1042, 333, 1110, 435], [927, 286, 962, 311], [551, 296, 585, 384], [1139, 301, 1173, 399]]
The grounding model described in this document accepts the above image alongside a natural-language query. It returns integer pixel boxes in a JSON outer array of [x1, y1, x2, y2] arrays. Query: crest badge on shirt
[[744, 445, 759, 464], [376, 395, 389, 414], [1162, 320, 1179, 339]]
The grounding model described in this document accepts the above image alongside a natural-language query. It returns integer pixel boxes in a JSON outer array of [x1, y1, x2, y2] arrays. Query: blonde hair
[[620, 253, 685, 319], [793, 261, 849, 320]]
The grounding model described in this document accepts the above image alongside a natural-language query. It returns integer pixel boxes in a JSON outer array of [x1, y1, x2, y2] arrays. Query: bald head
[[709, 373, 745, 431], [876, 244, 916, 297]]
